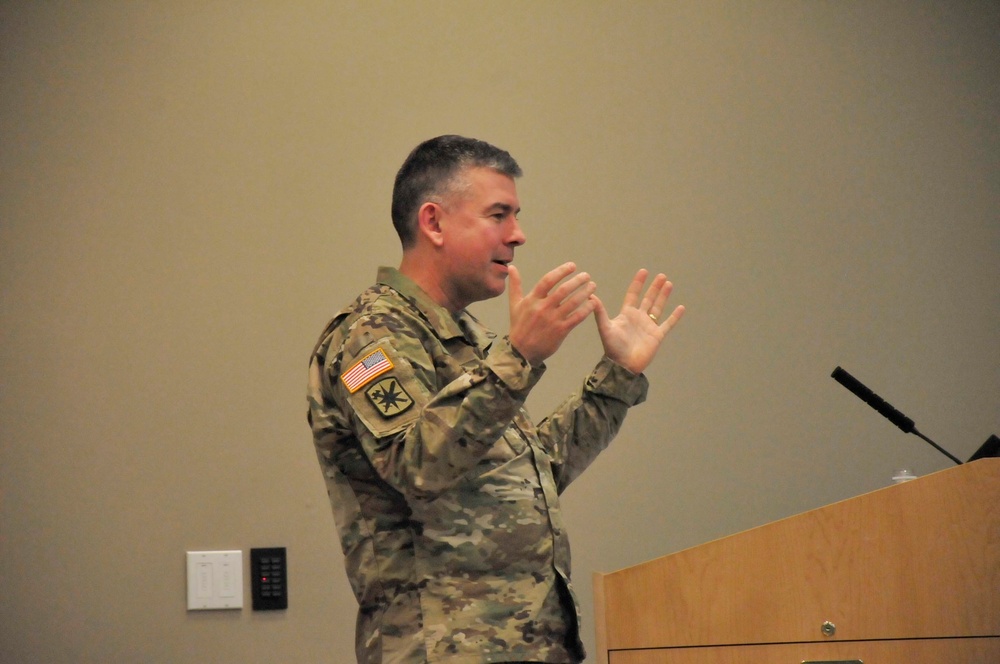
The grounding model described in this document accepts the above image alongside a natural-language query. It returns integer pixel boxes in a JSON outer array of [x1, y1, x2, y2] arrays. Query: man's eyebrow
[[486, 202, 520, 215]]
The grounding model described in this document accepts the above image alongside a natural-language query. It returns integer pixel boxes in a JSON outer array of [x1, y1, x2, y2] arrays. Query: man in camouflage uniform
[[308, 135, 684, 663]]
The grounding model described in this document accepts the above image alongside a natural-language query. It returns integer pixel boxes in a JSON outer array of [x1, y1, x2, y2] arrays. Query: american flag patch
[[341, 348, 394, 393]]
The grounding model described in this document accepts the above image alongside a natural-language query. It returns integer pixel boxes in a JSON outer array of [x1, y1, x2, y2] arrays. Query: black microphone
[[831, 366, 962, 465]]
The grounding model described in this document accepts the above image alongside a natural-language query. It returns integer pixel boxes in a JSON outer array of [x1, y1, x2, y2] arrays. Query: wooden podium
[[593, 458, 1000, 663]]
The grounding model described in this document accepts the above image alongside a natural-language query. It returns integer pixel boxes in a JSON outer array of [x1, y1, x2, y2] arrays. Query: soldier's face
[[437, 167, 525, 308]]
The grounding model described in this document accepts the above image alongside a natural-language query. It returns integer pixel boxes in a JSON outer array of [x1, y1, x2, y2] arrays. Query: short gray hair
[[390, 135, 522, 247]]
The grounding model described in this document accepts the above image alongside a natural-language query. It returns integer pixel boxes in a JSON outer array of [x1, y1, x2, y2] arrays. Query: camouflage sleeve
[[329, 313, 546, 499], [534, 356, 649, 493]]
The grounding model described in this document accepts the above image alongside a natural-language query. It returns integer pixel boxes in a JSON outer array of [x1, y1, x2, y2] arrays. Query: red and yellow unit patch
[[341, 348, 394, 393]]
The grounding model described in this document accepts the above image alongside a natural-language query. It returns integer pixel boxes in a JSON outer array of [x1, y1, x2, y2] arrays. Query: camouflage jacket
[[307, 267, 648, 663]]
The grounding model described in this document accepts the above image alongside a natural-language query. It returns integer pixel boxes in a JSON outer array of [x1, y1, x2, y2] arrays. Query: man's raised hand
[[591, 269, 685, 374], [507, 263, 597, 366]]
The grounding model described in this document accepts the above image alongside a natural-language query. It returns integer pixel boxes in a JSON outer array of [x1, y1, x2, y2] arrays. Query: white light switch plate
[[186, 550, 243, 610]]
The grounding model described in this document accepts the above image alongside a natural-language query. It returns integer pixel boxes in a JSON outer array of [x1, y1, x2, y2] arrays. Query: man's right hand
[[507, 263, 596, 366]]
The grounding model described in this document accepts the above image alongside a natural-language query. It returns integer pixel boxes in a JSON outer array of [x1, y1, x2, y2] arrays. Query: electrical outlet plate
[[186, 550, 243, 610]]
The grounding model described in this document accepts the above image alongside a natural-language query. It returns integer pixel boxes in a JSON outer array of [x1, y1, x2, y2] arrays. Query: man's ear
[[416, 201, 446, 247]]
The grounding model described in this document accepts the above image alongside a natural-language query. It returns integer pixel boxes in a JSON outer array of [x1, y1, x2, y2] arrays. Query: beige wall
[[2, 2, 997, 662]]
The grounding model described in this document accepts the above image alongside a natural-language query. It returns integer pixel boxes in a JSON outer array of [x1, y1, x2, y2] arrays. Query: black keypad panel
[[251, 547, 288, 610]]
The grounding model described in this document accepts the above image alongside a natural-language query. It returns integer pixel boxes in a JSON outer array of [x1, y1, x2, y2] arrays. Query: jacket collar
[[376, 266, 496, 352]]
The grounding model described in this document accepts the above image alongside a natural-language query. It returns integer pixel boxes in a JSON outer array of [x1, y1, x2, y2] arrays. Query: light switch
[[195, 562, 213, 599], [186, 550, 243, 610]]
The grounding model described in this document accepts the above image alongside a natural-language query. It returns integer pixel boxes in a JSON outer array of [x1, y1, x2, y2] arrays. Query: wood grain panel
[[609, 637, 1000, 664], [595, 459, 1000, 660]]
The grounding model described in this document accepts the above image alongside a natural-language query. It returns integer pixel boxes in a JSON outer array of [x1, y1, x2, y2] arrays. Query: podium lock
[[820, 621, 836, 637]]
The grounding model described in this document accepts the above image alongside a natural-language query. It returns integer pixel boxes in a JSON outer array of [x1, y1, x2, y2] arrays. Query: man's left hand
[[591, 269, 685, 375]]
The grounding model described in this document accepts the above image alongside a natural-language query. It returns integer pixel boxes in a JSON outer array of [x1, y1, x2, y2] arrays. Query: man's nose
[[507, 218, 526, 246]]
